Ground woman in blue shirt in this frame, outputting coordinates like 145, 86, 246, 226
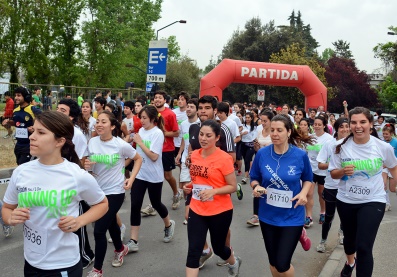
250, 114, 314, 276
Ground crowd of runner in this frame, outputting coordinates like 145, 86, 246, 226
1, 86, 397, 277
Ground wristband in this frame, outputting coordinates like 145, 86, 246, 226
252, 184, 259, 190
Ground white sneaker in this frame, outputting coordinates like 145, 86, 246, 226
172, 193, 181, 210
141, 205, 157, 216
338, 229, 344, 245
385, 203, 392, 211
316, 239, 326, 253
126, 239, 139, 253
111, 245, 128, 267
227, 256, 242, 277
163, 220, 175, 242
108, 224, 126, 243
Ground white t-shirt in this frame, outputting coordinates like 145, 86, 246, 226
256, 125, 272, 147
88, 136, 137, 194
123, 117, 135, 142
241, 125, 257, 143
87, 116, 96, 141
316, 138, 340, 189
329, 136, 397, 204
229, 113, 243, 129
222, 117, 240, 140
3, 159, 105, 270
73, 126, 88, 159
136, 126, 164, 183
180, 118, 200, 163
307, 132, 333, 176
172, 108, 187, 147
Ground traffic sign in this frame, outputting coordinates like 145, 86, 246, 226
147, 40, 168, 83
146, 82, 154, 92
257, 89, 265, 101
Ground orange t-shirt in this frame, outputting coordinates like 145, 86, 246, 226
189, 148, 234, 216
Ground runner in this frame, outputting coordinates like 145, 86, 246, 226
329, 107, 397, 277
2, 111, 108, 277
81, 100, 97, 140
184, 119, 241, 277
85, 111, 142, 277
382, 123, 397, 211
305, 116, 333, 228
240, 112, 257, 184
250, 114, 314, 276
126, 105, 176, 254
316, 117, 350, 253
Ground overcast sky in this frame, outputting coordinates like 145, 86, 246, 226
153, 0, 396, 74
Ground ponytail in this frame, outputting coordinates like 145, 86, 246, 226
61, 139, 83, 168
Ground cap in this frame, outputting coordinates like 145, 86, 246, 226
276, 106, 282, 111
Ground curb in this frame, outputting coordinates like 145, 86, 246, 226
318, 245, 345, 277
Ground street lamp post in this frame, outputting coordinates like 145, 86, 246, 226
156, 20, 187, 40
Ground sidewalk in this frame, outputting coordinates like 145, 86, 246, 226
318, 195, 397, 277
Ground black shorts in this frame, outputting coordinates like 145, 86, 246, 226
313, 173, 326, 185
162, 151, 176, 172
174, 147, 180, 158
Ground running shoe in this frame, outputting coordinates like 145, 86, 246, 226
3, 225, 14, 237
216, 258, 229, 266
338, 229, 344, 245
340, 259, 356, 277
108, 224, 126, 243
199, 248, 213, 269
316, 239, 326, 253
236, 183, 243, 200
227, 256, 242, 277
111, 244, 128, 267
304, 217, 313, 228
163, 220, 175, 243
3, 134, 10, 139
299, 228, 311, 251
385, 203, 392, 211
246, 215, 259, 226
87, 268, 102, 277
241, 177, 247, 184
183, 219, 188, 225
172, 193, 181, 210
319, 214, 325, 224
126, 239, 139, 253
141, 205, 157, 217
82, 256, 95, 270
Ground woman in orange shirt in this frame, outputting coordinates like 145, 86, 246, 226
183, 119, 241, 277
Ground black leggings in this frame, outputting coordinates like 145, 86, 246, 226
260, 221, 302, 273
321, 188, 343, 240
186, 209, 233, 268
253, 197, 259, 215
336, 200, 385, 277
93, 193, 125, 270
241, 142, 255, 173
130, 178, 168, 226
24, 260, 82, 277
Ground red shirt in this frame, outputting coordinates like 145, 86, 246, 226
159, 107, 178, 152
4, 97, 14, 118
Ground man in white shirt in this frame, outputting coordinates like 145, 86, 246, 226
172, 92, 189, 161
217, 102, 241, 145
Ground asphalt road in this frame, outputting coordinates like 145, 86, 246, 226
1, 170, 340, 277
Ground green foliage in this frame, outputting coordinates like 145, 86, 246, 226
163, 56, 200, 96
320, 48, 335, 64
332, 40, 353, 59
373, 26, 397, 73
378, 75, 397, 112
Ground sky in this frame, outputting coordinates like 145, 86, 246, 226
153, 0, 397, 74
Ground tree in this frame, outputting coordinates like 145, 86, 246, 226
377, 75, 397, 112
325, 57, 378, 112
373, 26, 397, 74
163, 55, 200, 96
332, 40, 353, 59
320, 48, 335, 64
269, 43, 327, 107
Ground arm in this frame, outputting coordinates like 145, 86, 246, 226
291, 181, 312, 208
121, 122, 129, 139
175, 139, 185, 165
133, 133, 159, 161
58, 197, 108, 232
124, 153, 143, 190
330, 164, 355, 179
318, 162, 329, 170
234, 136, 241, 143
164, 130, 179, 137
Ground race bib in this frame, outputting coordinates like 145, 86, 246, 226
346, 182, 373, 200
192, 184, 214, 201
24, 221, 47, 255
15, 128, 28, 138
266, 188, 293, 208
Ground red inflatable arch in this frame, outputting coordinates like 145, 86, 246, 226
200, 59, 327, 111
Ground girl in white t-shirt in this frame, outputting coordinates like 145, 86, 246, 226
329, 107, 397, 277
85, 111, 142, 277
126, 105, 176, 254
82, 100, 97, 140
2, 111, 108, 277
305, 116, 333, 228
